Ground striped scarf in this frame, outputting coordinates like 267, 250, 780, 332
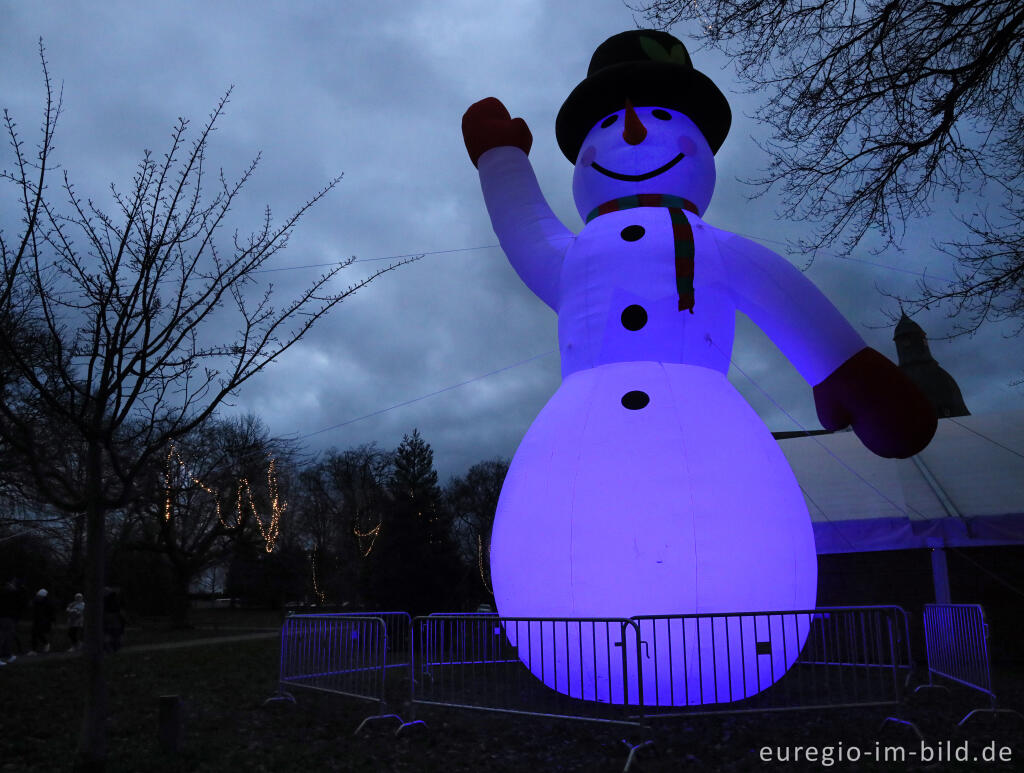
584, 194, 698, 313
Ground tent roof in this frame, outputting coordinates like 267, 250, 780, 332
776, 411, 1024, 553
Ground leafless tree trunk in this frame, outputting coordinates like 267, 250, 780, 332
0, 41, 415, 771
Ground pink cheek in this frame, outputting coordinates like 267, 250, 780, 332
579, 146, 597, 166
678, 136, 698, 157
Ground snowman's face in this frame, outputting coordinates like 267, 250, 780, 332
572, 105, 716, 219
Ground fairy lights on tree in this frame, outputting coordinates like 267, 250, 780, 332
353, 517, 382, 557
162, 445, 222, 524
162, 444, 286, 553
477, 534, 493, 595
234, 458, 286, 553
310, 548, 328, 605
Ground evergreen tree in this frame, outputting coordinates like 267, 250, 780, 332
363, 430, 463, 614
390, 428, 442, 535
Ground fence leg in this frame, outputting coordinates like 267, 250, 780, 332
394, 718, 428, 736
878, 716, 924, 742
353, 713, 428, 736
263, 689, 296, 705
621, 738, 653, 772
958, 707, 1024, 728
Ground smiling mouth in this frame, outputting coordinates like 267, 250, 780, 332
590, 153, 685, 181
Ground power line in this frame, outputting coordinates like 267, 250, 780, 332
292, 349, 557, 441
251, 245, 506, 273
259, 229, 965, 448
249, 232, 956, 284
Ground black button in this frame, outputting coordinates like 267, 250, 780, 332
621, 391, 649, 410
620, 225, 645, 241
621, 304, 647, 331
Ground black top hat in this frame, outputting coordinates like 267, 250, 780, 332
555, 30, 731, 163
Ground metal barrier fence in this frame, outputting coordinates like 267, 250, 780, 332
634, 606, 912, 719
409, 607, 912, 727
268, 612, 412, 716
919, 603, 1022, 726
922, 603, 994, 700
413, 615, 647, 726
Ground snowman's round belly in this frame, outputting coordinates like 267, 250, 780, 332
490, 361, 817, 705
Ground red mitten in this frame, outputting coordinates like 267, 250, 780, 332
462, 97, 533, 167
813, 347, 937, 458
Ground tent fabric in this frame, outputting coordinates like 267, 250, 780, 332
774, 411, 1024, 554
810, 514, 1024, 554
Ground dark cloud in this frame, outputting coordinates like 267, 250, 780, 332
2, 2, 1017, 481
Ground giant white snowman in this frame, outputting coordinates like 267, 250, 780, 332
463, 30, 935, 706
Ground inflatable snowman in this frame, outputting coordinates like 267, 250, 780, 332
463, 30, 935, 706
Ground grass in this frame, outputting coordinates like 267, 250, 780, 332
7, 608, 284, 652
2, 624, 1023, 772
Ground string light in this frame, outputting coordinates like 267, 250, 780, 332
310, 548, 327, 605
692, 0, 714, 33
162, 445, 222, 525
234, 458, 286, 553
163, 448, 175, 522
162, 445, 285, 553
353, 518, 382, 557
477, 534, 493, 595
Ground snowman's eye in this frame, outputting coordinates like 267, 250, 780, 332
600, 114, 618, 128
651, 109, 672, 121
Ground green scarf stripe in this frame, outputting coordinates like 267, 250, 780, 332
584, 195, 698, 313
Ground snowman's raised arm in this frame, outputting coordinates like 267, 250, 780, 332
477, 146, 574, 311
463, 98, 573, 310
715, 230, 865, 387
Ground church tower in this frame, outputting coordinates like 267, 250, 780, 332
893, 313, 969, 418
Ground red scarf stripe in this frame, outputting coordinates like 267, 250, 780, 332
669, 208, 695, 314
584, 195, 699, 314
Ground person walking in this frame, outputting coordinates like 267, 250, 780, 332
65, 593, 85, 652
28, 588, 55, 655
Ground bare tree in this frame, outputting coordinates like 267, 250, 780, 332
293, 444, 393, 604
0, 42, 415, 771
444, 458, 508, 598
630, 0, 1024, 335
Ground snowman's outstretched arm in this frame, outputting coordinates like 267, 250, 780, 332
464, 98, 574, 311
718, 231, 936, 458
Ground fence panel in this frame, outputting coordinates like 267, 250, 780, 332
275, 614, 394, 709
922, 603, 995, 702
412, 615, 646, 726
289, 610, 411, 667
632, 606, 911, 718
271, 607, 913, 733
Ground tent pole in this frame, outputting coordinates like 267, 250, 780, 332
931, 547, 952, 604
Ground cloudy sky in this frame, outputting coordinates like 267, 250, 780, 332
2, 1, 1020, 483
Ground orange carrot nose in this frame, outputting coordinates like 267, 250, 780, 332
622, 99, 647, 145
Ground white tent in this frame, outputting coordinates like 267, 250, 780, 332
777, 411, 1024, 601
